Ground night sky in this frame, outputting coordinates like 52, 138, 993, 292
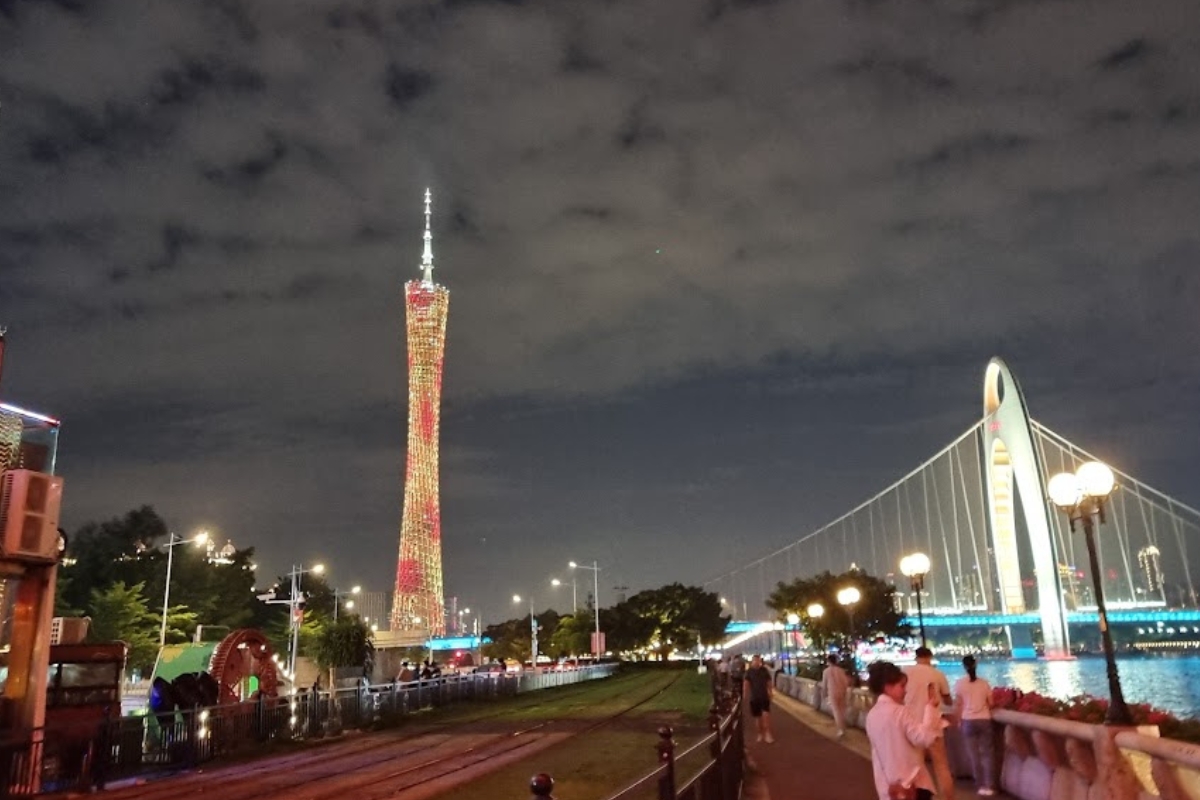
1, 1, 1197, 626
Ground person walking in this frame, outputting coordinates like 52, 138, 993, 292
903, 647, 955, 797
822, 654, 852, 738
954, 655, 997, 796
865, 661, 944, 800
743, 654, 775, 744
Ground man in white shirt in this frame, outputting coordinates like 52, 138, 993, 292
903, 647, 955, 797
821, 654, 852, 738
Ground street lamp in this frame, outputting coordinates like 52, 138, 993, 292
570, 560, 602, 657
159, 530, 209, 649
551, 577, 577, 613
1048, 460, 1133, 726
837, 586, 861, 651
899, 552, 931, 648
288, 563, 324, 685
333, 585, 361, 621
785, 612, 800, 674
513, 594, 537, 667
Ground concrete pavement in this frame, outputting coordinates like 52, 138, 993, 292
742, 692, 1010, 800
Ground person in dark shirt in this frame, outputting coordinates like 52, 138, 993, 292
743, 654, 775, 744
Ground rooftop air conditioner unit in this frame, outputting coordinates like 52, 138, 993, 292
0, 469, 64, 562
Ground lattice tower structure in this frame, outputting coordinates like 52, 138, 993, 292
391, 190, 449, 635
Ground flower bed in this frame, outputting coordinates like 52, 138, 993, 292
991, 686, 1200, 742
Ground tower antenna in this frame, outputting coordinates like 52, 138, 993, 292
421, 188, 434, 284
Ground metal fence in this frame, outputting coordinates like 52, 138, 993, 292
1, 664, 618, 797
585, 704, 743, 800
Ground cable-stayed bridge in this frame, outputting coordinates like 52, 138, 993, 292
706, 358, 1200, 658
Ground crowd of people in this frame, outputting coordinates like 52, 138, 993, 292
710, 647, 997, 799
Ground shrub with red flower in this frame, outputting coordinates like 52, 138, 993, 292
990, 685, 1200, 743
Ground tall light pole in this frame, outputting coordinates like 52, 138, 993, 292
551, 577, 577, 613
900, 552, 931, 648
837, 586, 860, 653
288, 563, 325, 684
785, 612, 800, 674
333, 585, 361, 621
807, 602, 825, 653
159, 530, 209, 649
1048, 461, 1132, 726
570, 560, 602, 657
513, 594, 537, 667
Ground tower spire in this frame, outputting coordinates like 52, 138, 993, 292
421, 188, 434, 284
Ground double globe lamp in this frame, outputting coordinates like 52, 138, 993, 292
1047, 460, 1133, 726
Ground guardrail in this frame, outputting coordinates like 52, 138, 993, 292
2, 663, 618, 796
773, 672, 1200, 800
528, 700, 744, 800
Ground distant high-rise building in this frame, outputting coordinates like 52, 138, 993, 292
391, 190, 450, 637
1138, 545, 1164, 597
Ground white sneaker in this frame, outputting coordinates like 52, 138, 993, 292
978, 789, 996, 796
836, 730, 845, 739
765, 734, 775, 744
756, 734, 763, 742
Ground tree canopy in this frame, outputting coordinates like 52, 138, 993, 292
766, 568, 907, 650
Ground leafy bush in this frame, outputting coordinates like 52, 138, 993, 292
991, 686, 1199, 743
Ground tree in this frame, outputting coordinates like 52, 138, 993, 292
619, 584, 729, 659
547, 613, 590, 657
312, 616, 374, 687
87, 582, 161, 674
59, 506, 168, 613
766, 569, 906, 650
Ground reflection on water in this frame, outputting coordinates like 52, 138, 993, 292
973, 654, 1200, 719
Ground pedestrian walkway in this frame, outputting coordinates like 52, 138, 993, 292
743, 692, 1011, 800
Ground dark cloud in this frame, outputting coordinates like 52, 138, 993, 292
0, 0, 1197, 618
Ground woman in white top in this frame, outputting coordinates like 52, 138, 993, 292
865, 661, 943, 800
953, 655, 996, 796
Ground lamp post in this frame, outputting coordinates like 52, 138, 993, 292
806, 603, 825, 656
899, 552, 931, 648
333, 585, 361, 621
570, 560, 602, 658
785, 612, 800, 675
1048, 460, 1133, 726
159, 530, 209, 649
837, 587, 860, 652
288, 563, 325, 684
513, 594, 537, 667
551, 577, 577, 613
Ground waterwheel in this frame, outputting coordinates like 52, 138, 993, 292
207, 628, 280, 703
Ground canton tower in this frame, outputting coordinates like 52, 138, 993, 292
391, 189, 450, 636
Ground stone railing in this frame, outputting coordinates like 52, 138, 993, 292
774, 674, 1200, 800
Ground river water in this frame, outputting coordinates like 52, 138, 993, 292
971, 654, 1200, 719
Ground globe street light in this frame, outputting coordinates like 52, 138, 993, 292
899, 552, 931, 648
513, 594, 537, 667
1048, 460, 1132, 726
333, 585, 361, 621
159, 530, 209, 649
837, 586, 861, 651
785, 612, 800, 674
570, 560, 602, 658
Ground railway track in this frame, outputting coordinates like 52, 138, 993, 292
91, 670, 683, 800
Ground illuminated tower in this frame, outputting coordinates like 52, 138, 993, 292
391, 190, 450, 636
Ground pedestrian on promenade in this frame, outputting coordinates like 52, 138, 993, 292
954, 655, 996, 796
743, 654, 775, 744
822, 654, 852, 738
865, 661, 943, 800
903, 647, 955, 797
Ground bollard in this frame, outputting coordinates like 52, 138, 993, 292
657, 725, 676, 800
529, 771, 555, 798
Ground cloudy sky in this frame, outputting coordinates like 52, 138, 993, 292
1, 0, 1197, 625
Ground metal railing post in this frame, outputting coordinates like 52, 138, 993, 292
656, 726, 676, 800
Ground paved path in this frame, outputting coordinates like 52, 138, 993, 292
743, 693, 1011, 800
